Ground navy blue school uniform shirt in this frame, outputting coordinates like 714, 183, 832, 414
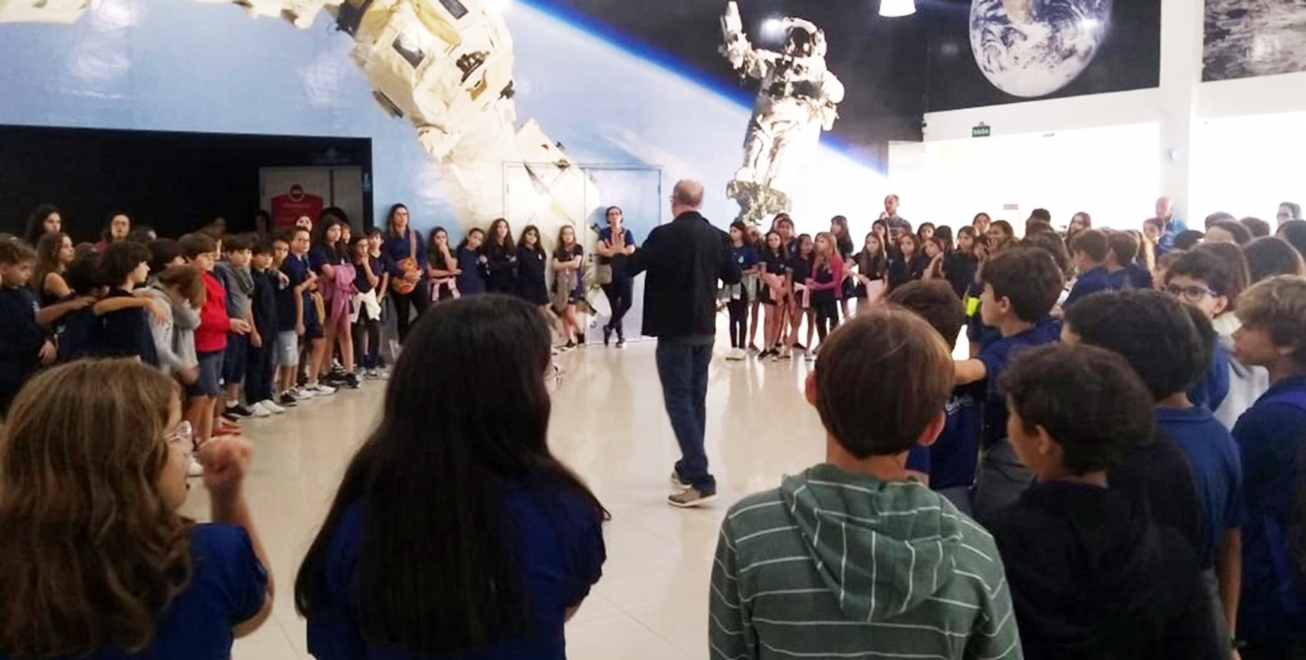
274, 262, 299, 333
456, 246, 487, 295
978, 318, 1062, 447
1064, 266, 1113, 307
598, 227, 637, 282
97, 289, 160, 367
1232, 375, 1306, 643
733, 243, 759, 272
281, 253, 317, 328
0, 524, 267, 660
307, 482, 606, 660
906, 382, 984, 490
0, 285, 45, 409
58, 305, 100, 362
250, 269, 278, 336
1190, 343, 1232, 412
1126, 262, 1153, 290
1154, 406, 1244, 568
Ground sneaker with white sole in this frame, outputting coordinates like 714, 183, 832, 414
308, 383, 336, 396
260, 399, 286, 414
188, 458, 204, 478
249, 401, 272, 418
668, 488, 718, 508
291, 386, 316, 400
726, 348, 746, 361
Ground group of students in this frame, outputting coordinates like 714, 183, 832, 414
378, 203, 640, 351
7, 196, 1306, 660
724, 195, 1013, 362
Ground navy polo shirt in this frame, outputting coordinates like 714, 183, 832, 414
906, 382, 984, 490
97, 289, 160, 367
1064, 266, 1113, 307
307, 482, 606, 660
1154, 406, 1244, 568
281, 253, 317, 327
734, 243, 759, 271
0, 524, 267, 660
978, 318, 1062, 447
1190, 343, 1232, 412
1233, 375, 1306, 642
0, 285, 45, 408
1126, 262, 1153, 290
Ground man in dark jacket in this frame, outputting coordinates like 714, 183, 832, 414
619, 180, 741, 508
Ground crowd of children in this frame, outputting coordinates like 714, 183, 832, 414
6, 196, 1306, 660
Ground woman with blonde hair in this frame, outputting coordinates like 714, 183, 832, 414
0, 359, 272, 659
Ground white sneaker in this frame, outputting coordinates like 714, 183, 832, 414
726, 348, 745, 361
261, 399, 286, 414
188, 458, 204, 478
309, 383, 336, 396
804, 349, 815, 362
249, 402, 272, 418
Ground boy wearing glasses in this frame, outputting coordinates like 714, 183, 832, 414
1167, 251, 1269, 428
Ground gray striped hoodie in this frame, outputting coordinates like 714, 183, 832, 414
710, 463, 1022, 659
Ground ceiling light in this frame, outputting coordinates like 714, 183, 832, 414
879, 0, 916, 18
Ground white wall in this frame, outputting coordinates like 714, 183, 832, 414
889, 123, 1161, 232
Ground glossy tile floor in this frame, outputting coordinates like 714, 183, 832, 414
180, 337, 830, 660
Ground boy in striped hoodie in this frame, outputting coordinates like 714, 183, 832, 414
709, 308, 1021, 660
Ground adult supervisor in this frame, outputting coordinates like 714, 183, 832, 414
618, 180, 741, 508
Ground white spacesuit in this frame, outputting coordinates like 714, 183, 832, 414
721, 1, 844, 225
0, 0, 611, 317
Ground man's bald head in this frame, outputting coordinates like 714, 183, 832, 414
673, 180, 705, 209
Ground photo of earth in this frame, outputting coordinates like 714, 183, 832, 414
969, 0, 1113, 98
1204, 0, 1306, 81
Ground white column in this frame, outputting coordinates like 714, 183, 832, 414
1156, 0, 1205, 222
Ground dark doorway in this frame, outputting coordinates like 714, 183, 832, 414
0, 125, 373, 242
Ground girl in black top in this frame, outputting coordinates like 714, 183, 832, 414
514, 225, 549, 310
922, 237, 946, 281
830, 215, 856, 320
784, 234, 815, 360
484, 218, 518, 295
808, 233, 841, 355
888, 233, 925, 289
33, 232, 74, 309
757, 231, 789, 359
427, 227, 459, 302
917, 222, 936, 244
945, 226, 981, 299
853, 232, 888, 307
935, 225, 955, 255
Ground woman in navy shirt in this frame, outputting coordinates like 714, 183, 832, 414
515, 225, 549, 311
595, 207, 638, 348
295, 294, 607, 660
381, 204, 428, 343
0, 359, 271, 660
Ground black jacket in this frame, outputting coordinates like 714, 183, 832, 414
617, 211, 740, 339
984, 482, 1223, 660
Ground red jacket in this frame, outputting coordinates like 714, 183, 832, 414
195, 271, 230, 353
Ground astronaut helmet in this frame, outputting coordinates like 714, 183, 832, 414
783, 25, 826, 58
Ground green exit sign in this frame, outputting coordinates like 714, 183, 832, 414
973, 124, 991, 138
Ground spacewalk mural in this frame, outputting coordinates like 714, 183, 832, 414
1204, 0, 1306, 81
927, 0, 1161, 112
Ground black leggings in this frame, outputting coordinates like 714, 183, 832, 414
814, 299, 839, 343
602, 278, 634, 334
353, 317, 381, 369
391, 282, 429, 343
727, 290, 749, 348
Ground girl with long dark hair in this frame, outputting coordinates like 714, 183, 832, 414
945, 226, 981, 299
455, 228, 489, 296
595, 206, 637, 348
829, 215, 856, 320
485, 218, 518, 295
853, 231, 888, 308
23, 204, 61, 246
94, 213, 131, 252
427, 227, 460, 302
785, 234, 816, 361
515, 225, 549, 317
889, 234, 923, 288
725, 221, 759, 360
758, 230, 789, 359
33, 231, 75, 307
381, 204, 428, 343
295, 295, 607, 659
310, 219, 358, 390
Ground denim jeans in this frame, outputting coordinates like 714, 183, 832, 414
655, 337, 716, 493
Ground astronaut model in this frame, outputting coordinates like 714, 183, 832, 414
721, 1, 844, 225
0, 0, 610, 318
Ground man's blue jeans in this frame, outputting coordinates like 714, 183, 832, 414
655, 338, 716, 494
